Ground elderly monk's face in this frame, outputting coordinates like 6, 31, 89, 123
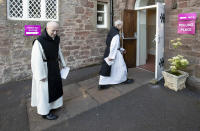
117, 24, 123, 30
46, 24, 59, 39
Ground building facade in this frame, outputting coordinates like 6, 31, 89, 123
0, 0, 110, 84
0, 0, 200, 89
114, 0, 200, 89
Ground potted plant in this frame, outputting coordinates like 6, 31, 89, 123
162, 38, 189, 91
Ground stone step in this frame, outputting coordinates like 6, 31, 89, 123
27, 68, 154, 131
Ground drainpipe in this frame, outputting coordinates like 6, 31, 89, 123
110, 0, 113, 27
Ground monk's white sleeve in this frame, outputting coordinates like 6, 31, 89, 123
31, 40, 47, 81
108, 35, 119, 59
58, 45, 67, 67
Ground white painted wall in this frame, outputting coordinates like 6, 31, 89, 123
137, 10, 147, 66
147, 9, 156, 55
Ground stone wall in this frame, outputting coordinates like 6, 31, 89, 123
0, 0, 110, 84
165, 0, 200, 87
2, 0, 199, 87
113, 0, 127, 21
59, 0, 108, 69
113, 0, 200, 87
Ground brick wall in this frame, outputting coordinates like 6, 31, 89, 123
59, 0, 108, 69
113, 0, 127, 21
2, 0, 199, 86
113, 0, 200, 86
0, 0, 110, 84
165, 0, 200, 84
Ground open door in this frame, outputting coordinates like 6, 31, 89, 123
155, 2, 165, 80
122, 9, 137, 68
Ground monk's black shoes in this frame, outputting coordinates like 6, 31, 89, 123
98, 85, 110, 90
122, 79, 134, 84
42, 113, 58, 120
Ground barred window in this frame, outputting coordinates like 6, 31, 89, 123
7, 0, 58, 21
97, 2, 108, 28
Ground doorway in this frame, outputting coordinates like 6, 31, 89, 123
135, 1, 165, 80
122, 0, 165, 81
138, 8, 156, 72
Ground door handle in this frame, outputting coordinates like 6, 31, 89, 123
154, 34, 160, 44
123, 37, 136, 40
121, 32, 124, 39
134, 32, 137, 38
122, 32, 137, 40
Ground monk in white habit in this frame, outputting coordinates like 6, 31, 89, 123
99, 20, 134, 90
31, 22, 66, 120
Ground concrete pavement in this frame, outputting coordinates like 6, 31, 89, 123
0, 65, 101, 131
48, 83, 200, 131
27, 68, 154, 131
1, 66, 200, 131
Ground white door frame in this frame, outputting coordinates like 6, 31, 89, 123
155, 2, 165, 80
134, 3, 165, 80
136, 9, 147, 66
135, 5, 157, 67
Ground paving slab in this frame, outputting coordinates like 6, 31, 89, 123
128, 67, 154, 84
27, 67, 156, 131
63, 95, 98, 118
62, 83, 82, 101
27, 94, 98, 131
87, 87, 121, 104
27, 101, 69, 131
1, 66, 158, 131
27, 83, 82, 131
48, 84, 200, 131
78, 76, 99, 91
113, 82, 141, 95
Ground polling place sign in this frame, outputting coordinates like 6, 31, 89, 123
178, 13, 197, 35
24, 25, 41, 36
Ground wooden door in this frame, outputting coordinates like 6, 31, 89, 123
122, 9, 137, 68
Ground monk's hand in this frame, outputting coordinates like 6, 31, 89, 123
108, 58, 114, 61
120, 48, 126, 54
123, 50, 126, 54
41, 78, 47, 82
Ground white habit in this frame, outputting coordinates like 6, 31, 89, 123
99, 35, 127, 85
31, 40, 66, 115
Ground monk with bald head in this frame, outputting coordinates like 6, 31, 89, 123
31, 21, 67, 120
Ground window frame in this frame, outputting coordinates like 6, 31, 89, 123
7, 0, 59, 21
96, 2, 108, 29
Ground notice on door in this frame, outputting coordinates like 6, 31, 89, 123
24, 25, 41, 36
177, 13, 197, 35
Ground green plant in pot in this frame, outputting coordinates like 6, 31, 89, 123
162, 38, 189, 91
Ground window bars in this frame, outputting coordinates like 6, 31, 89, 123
8, 0, 23, 18
7, 0, 58, 21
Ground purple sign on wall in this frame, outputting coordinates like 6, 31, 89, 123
178, 13, 197, 21
178, 20, 195, 34
178, 13, 197, 35
24, 25, 41, 36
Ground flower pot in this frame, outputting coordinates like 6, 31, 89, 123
162, 70, 189, 91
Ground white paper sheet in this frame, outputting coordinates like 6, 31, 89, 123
104, 57, 114, 66
60, 67, 70, 79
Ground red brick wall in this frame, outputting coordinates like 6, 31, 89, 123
165, 0, 200, 80
113, 0, 127, 21
0, 0, 110, 84
2, 0, 199, 85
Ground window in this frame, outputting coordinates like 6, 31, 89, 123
7, 0, 58, 21
97, 2, 108, 28
147, 0, 164, 6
